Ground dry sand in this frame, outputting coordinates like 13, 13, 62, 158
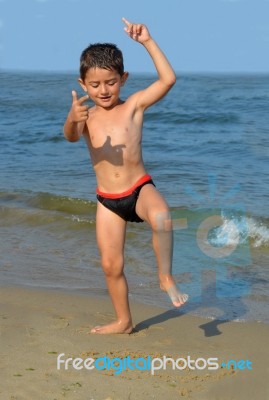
1, 286, 268, 400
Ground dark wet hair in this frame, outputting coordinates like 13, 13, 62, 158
80, 43, 124, 81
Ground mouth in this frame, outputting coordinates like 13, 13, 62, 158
99, 96, 111, 101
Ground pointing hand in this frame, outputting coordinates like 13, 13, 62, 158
122, 17, 151, 43
69, 90, 89, 123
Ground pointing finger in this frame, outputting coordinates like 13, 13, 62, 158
122, 17, 131, 27
77, 94, 89, 105
72, 90, 78, 103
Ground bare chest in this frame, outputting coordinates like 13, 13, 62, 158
89, 120, 127, 146
86, 109, 139, 149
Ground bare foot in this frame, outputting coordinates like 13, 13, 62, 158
90, 320, 133, 335
160, 275, 189, 307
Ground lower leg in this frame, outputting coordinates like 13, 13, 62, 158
152, 211, 188, 307
91, 261, 133, 334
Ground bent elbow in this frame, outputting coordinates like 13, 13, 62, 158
164, 73, 176, 90
168, 73, 177, 87
65, 135, 80, 143
63, 130, 80, 143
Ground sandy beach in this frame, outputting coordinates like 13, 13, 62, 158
1, 286, 268, 399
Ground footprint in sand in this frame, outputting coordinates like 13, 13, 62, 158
129, 329, 147, 337
153, 337, 172, 346
51, 315, 71, 329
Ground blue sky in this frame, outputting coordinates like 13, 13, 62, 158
0, 0, 269, 73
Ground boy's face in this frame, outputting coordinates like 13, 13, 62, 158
79, 68, 128, 109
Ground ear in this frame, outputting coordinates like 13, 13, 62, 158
78, 78, 87, 93
120, 72, 129, 87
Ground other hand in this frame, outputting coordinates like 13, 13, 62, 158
122, 17, 151, 44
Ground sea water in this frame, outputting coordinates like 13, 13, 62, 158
1, 71, 269, 323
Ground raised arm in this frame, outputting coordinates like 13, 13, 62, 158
122, 18, 176, 110
63, 91, 89, 142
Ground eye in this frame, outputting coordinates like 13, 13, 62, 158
108, 81, 116, 86
91, 84, 99, 88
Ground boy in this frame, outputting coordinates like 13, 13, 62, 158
63, 18, 188, 334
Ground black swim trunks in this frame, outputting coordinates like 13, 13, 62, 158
96, 174, 155, 223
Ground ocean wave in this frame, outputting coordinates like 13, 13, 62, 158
26, 192, 95, 214
245, 217, 269, 248
0, 191, 96, 228
171, 206, 269, 250
2, 191, 269, 249
0, 204, 95, 228
207, 214, 269, 250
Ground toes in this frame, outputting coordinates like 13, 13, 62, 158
182, 294, 189, 302
167, 287, 189, 307
173, 301, 183, 307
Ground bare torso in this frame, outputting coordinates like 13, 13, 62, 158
83, 96, 147, 193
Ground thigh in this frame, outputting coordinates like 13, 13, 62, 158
96, 200, 127, 258
135, 184, 170, 227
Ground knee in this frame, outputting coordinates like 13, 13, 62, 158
150, 207, 172, 232
101, 256, 124, 278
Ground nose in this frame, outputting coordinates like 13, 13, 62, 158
100, 84, 109, 95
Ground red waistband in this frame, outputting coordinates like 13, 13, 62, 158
96, 174, 152, 199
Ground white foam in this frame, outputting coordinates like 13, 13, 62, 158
246, 217, 269, 248
210, 214, 269, 249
